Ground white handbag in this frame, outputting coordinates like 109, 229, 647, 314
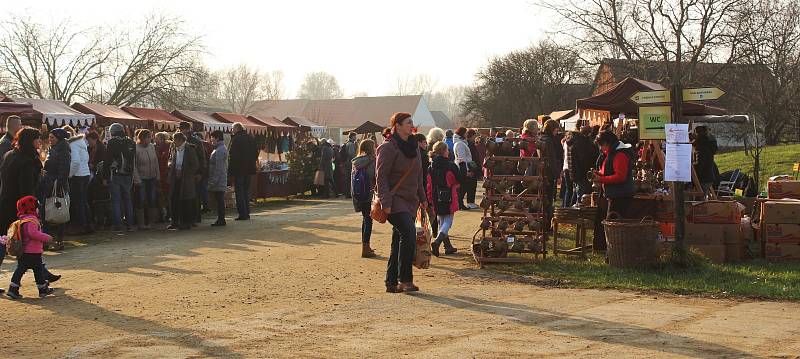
44, 180, 70, 224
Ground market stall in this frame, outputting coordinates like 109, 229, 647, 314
12, 98, 95, 128
121, 106, 183, 131
172, 110, 233, 133
283, 116, 324, 138
72, 102, 145, 129
211, 112, 269, 136
573, 76, 737, 258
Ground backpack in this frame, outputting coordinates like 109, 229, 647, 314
352, 167, 370, 202
5, 218, 37, 257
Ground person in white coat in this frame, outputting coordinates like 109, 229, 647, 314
64, 126, 93, 234
453, 127, 475, 210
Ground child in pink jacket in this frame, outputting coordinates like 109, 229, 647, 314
7, 195, 55, 299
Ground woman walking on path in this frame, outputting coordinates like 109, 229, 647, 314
427, 141, 460, 257
133, 129, 160, 230
207, 130, 229, 227
376, 112, 427, 293
39, 128, 71, 250
351, 139, 377, 258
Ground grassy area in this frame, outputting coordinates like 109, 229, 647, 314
715, 144, 800, 190
493, 253, 800, 301
487, 227, 800, 301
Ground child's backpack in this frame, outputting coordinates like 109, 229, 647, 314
5, 218, 37, 257
352, 167, 370, 202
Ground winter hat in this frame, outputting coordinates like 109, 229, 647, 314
109, 123, 125, 136
327, 139, 335, 145
50, 128, 69, 140
16, 195, 38, 218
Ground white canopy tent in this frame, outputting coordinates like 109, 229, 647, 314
14, 98, 95, 127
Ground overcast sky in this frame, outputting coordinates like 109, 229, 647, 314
9, 0, 550, 98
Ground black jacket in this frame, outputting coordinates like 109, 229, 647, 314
428, 155, 461, 216
693, 134, 718, 183
567, 133, 599, 179
103, 136, 136, 179
0, 148, 42, 231
41, 139, 71, 195
319, 143, 334, 173
187, 134, 208, 177
537, 133, 564, 180
228, 131, 258, 177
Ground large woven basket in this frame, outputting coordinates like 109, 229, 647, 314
602, 215, 659, 268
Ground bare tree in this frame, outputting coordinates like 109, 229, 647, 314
427, 85, 468, 120
263, 70, 285, 101
218, 64, 264, 114
539, 0, 746, 79
731, 0, 800, 144
297, 71, 343, 100
393, 73, 438, 96
0, 14, 204, 108
99, 14, 204, 106
461, 40, 592, 127
0, 17, 112, 103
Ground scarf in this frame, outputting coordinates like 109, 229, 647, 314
16, 195, 39, 218
392, 132, 418, 159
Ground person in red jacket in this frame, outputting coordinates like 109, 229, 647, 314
6, 196, 56, 299
592, 131, 635, 218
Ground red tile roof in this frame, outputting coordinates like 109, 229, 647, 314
72, 103, 144, 128
122, 106, 182, 131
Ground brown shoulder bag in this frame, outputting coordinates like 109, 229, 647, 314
371, 160, 416, 224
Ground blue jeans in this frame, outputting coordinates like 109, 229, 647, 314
69, 176, 90, 227
437, 214, 454, 236
110, 175, 134, 227
234, 175, 252, 219
386, 212, 416, 286
137, 178, 158, 208
361, 209, 373, 244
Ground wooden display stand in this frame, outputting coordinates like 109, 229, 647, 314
473, 149, 551, 267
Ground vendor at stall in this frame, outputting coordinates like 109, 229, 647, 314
592, 131, 635, 218
691, 125, 719, 200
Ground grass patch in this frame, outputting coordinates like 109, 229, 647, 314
487, 225, 800, 301
715, 144, 800, 189
493, 253, 800, 301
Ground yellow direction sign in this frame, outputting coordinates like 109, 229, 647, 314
793, 163, 800, 172
630, 90, 671, 104
682, 87, 725, 101
639, 106, 671, 140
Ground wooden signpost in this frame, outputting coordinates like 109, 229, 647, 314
631, 86, 726, 255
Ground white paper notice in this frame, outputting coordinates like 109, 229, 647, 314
665, 143, 692, 182
665, 124, 690, 143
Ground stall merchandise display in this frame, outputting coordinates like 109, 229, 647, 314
758, 199, 800, 261
472, 137, 550, 267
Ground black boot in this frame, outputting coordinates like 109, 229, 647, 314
7, 283, 22, 299
38, 281, 54, 298
443, 234, 458, 255
431, 233, 444, 257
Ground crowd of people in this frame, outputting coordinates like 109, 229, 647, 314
349, 113, 719, 293
0, 116, 260, 299
0, 109, 720, 298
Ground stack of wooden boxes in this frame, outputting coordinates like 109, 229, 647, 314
761, 180, 800, 260
684, 200, 746, 263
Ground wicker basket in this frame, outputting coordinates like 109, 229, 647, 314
602, 215, 659, 268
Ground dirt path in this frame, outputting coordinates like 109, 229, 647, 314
1, 198, 798, 358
